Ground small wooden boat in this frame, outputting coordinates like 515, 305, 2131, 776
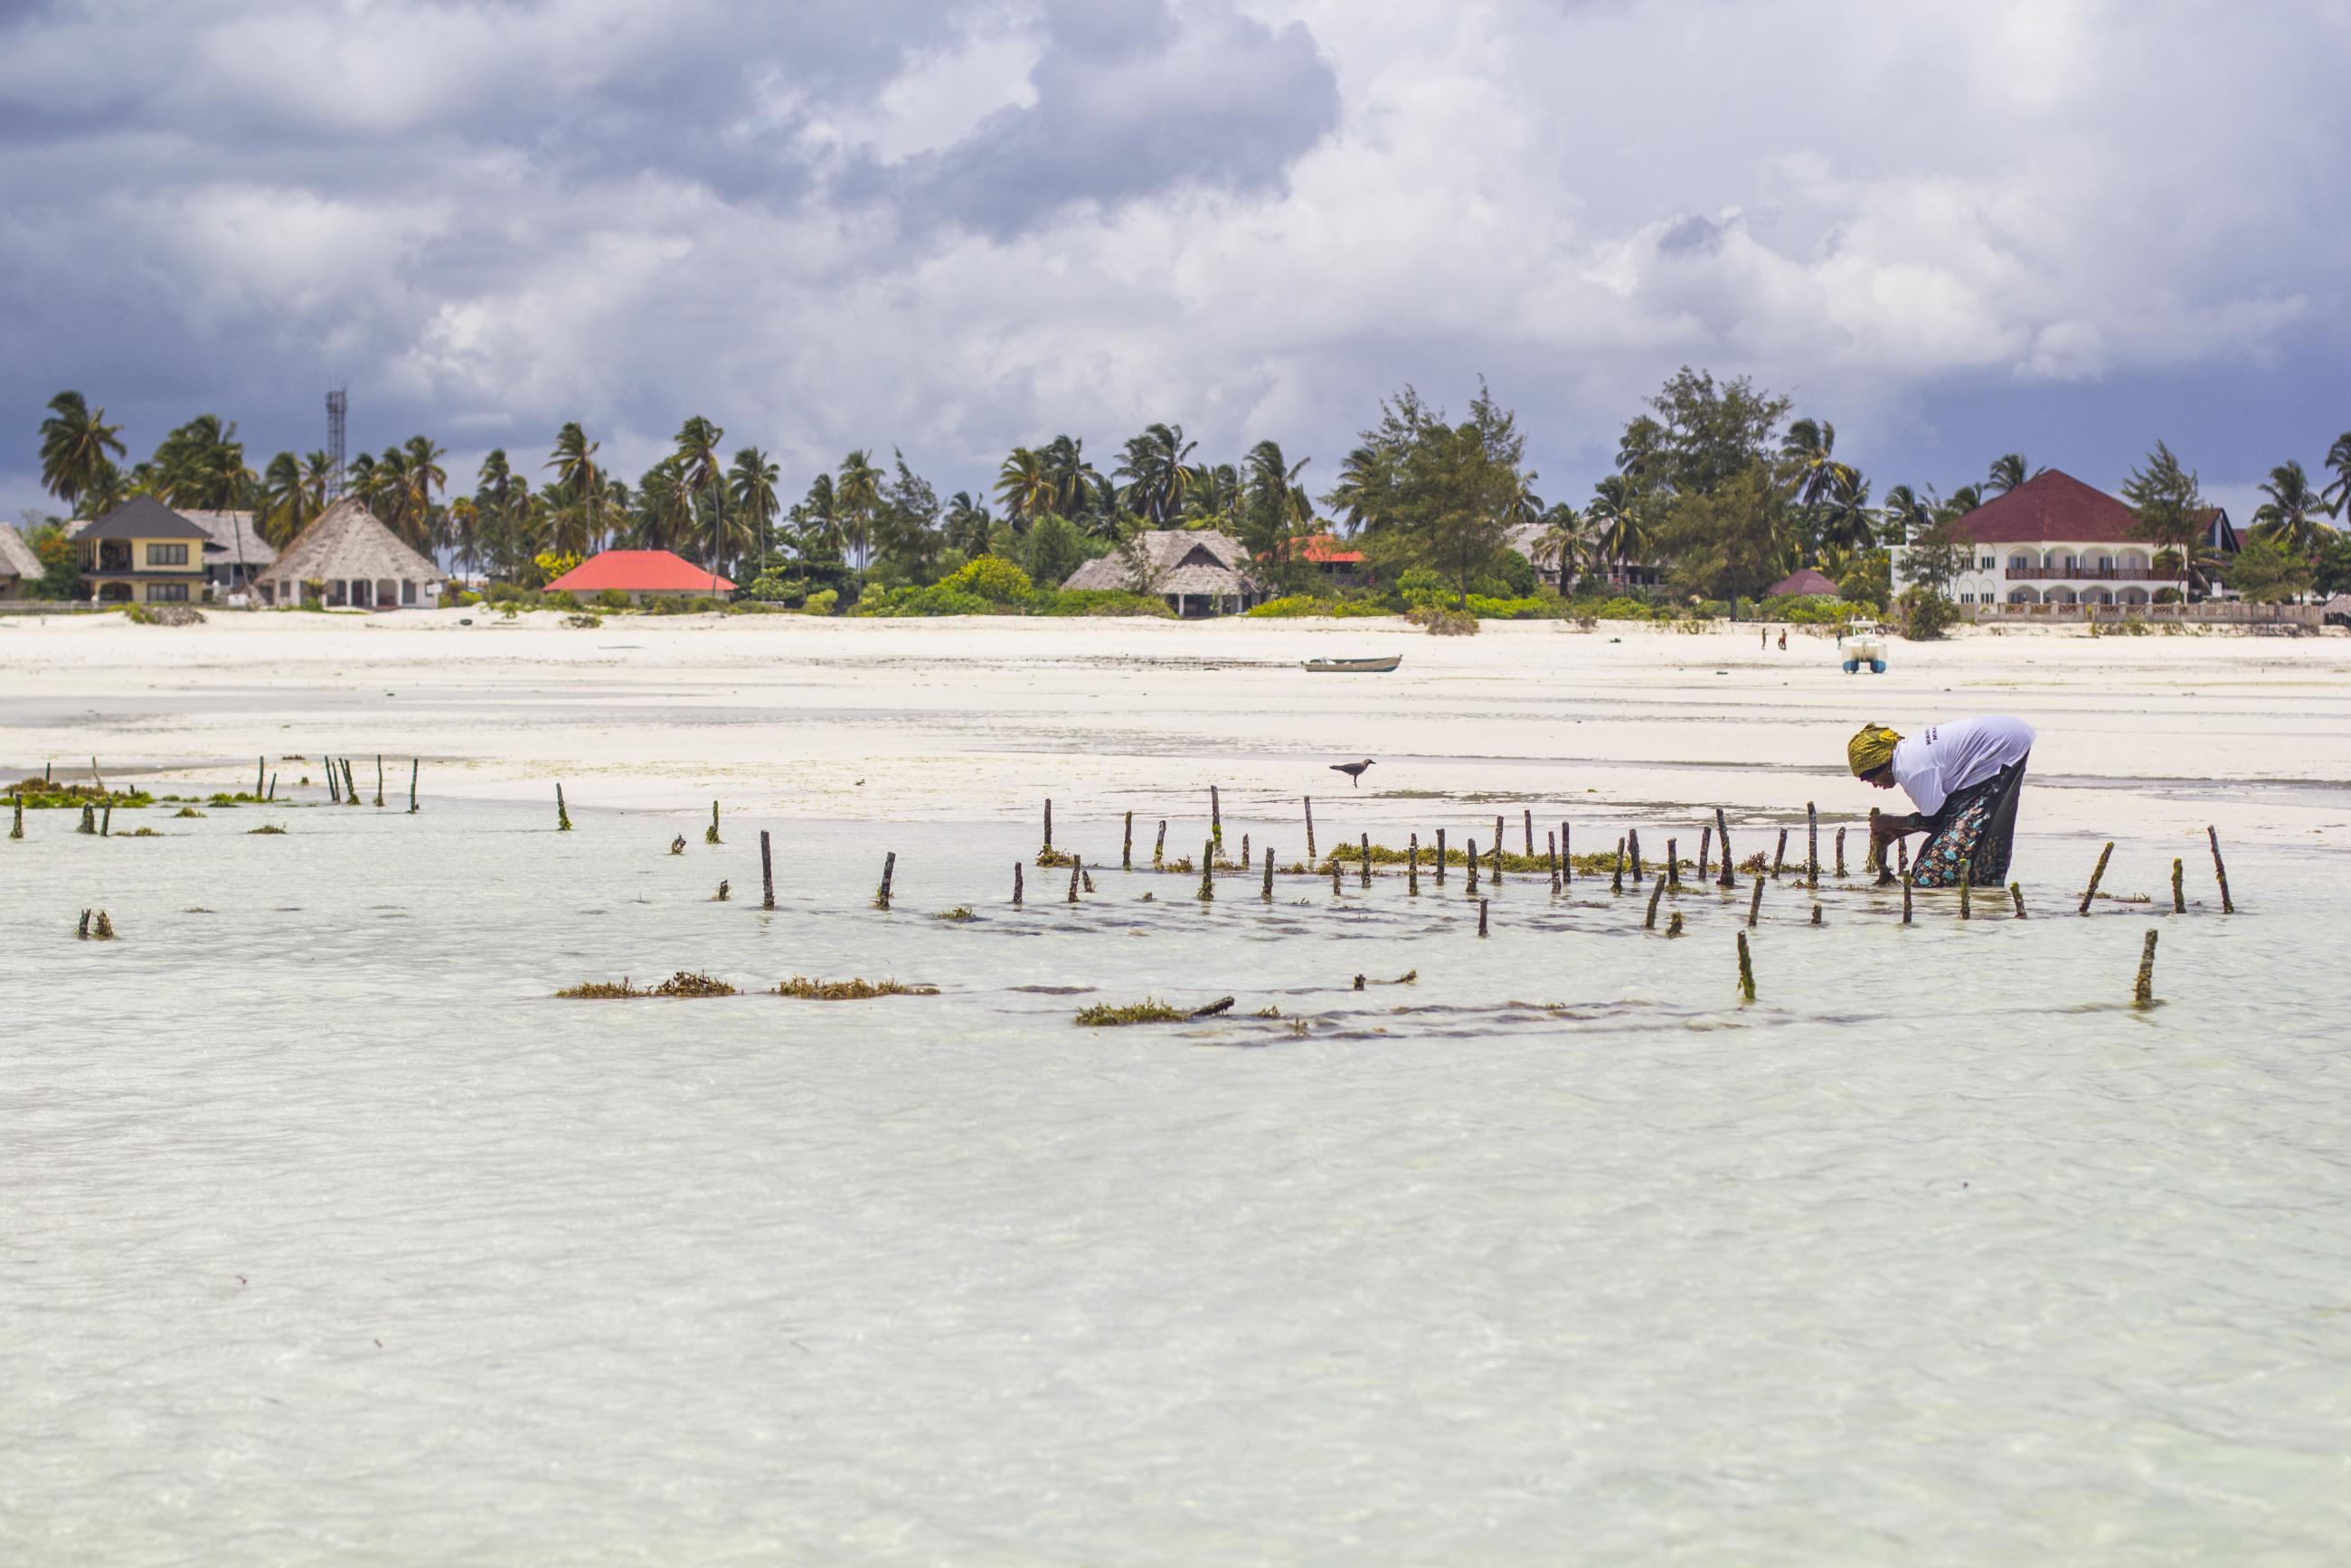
1301, 655, 1402, 674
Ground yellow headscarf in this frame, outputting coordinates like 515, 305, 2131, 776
1847, 723, 1901, 777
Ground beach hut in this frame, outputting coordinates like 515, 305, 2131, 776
1765, 567, 1842, 599
0, 524, 40, 600
252, 499, 443, 609
544, 549, 734, 605
1062, 529, 1262, 617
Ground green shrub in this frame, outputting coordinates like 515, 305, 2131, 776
1395, 567, 1449, 609
688, 596, 722, 613
1896, 586, 1959, 640
596, 587, 629, 610
544, 590, 580, 610
1030, 590, 1174, 618
804, 590, 838, 616
1464, 594, 1552, 619
2153, 587, 2181, 604
939, 556, 1034, 604
1592, 596, 1662, 621
1765, 594, 1865, 627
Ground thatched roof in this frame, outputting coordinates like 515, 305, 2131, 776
180, 510, 277, 571
255, 499, 439, 590
1063, 529, 1255, 594
0, 524, 40, 581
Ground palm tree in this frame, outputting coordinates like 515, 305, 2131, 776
1244, 439, 1314, 527
346, 451, 382, 513
80, 459, 129, 519
1878, 484, 1932, 547
373, 447, 413, 538
834, 449, 882, 583
545, 423, 601, 556
1986, 453, 2043, 495
791, 473, 842, 565
1818, 468, 1875, 553
445, 497, 480, 582
2321, 432, 2351, 524
301, 451, 335, 516
994, 447, 1050, 529
1585, 475, 1652, 583
1040, 435, 1101, 519
39, 392, 127, 511
942, 491, 994, 558
727, 447, 781, 578
1115, 422, 1198, 525
1322, 445, 1385, 534
401, 435, 447, 553
1781, 417, 1855, 562
672, 416, 727, 586
1529, 503, 1591, 589
2252, 459, 2329, 556
632, 459, 691, 555
260, 450, 315, 547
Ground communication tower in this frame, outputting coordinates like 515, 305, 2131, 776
326, 388, 348, 498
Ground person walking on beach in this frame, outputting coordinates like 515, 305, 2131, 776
1850, 716, 2035, 887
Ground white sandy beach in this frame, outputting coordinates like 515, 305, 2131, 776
6, 609, 2348, 847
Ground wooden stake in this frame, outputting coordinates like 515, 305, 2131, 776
1467, 838, 1481, 894
1810, 903, 1822, 926
1644, 875, 1665, 930
715, 879, 730, 902
1154, 819, 1166, 869
1075, 855, 1087, 904
1748, 872, 1763, 928
705, 800, 721, 845
1835, 826, 1846, 879
1547, 831, 1559, 883
1666, 911, 1684, 938
1735, 930, 1756, 1001
268, 772, 276, 801
1435, 827, 1447, 883
2011, 883, 2025, 919
874, 851, 895, 910
344, 759, 359, 806
1896, 837, 1908, 881
1627, 827, 1641, 884
1478, 898, 1489, 937
1359, 833, 1372, 887
1772, 827, 1788, 876
78, 803, 94, 835
256, 755, 266, 797
374, 754, 383, 808
2206, 827, 2233, 913
1043, 797, 1053, 852
1262, 846, 1275, 902
327, 760, 340, 803
1902, 865, 1913, 925
1331, 861, 1342, 895
1015, 863, 1024, 905
1959, 864, 1972, 920
408, 758, 419, 814
1493, 816, 1504, 884
1666, 837, 1680, 891
1697, 823, 1712, 881
1715, 807, 1733, 889
1610, 838, 1624, 895
9, 795, 19, 839
1561, 821, 1572, 886
1523, 808, 1534, 857
1211, 786, 1222, 849
760, 830, 775, 909
2171, 858, 2185, 914
1408, 834, 1421, 896
556, 784, 572, 831
2134, 929, 2159, 1006
101, 801, 111, 836
78, 908, 90, 940
2078, 841, 2113, 915
1868, 808, 1886, 880
1122, 810, 1132, 869
1241, 833, 1249, 867
1806, 802, 1818, 889
1304, 796, 1316, 863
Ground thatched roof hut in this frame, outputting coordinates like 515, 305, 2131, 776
0, 524, 42, 597
1063, 529, 1261, 616
253, 499, 443, 609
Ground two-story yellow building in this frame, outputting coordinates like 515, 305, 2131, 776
79, 497, 215, 604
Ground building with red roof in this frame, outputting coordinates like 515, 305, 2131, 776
1275, 532, 1372, 589
546, 549, 735, 604
1765, 567, 1841, 598
1906, 468, 2237, 611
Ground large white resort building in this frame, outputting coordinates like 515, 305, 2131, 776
1907, 468, 2237, 615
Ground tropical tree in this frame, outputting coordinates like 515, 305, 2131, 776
672, 416, 727, 584
2323, 431, 2351, 524
1039, 434, 1102, 520
1584, 474, 1652, 582
995, 447, 1052, 529
259, 450, 316, 546
728, 447, 781, 578
834, 449, 883, 583
1818, 468, 1875, 553
2121, 440, 2211, 598
1877, 484, 1932, 547
400, 435, 447, 553
1115, 422, 1199, 525
942, 491, 994, 558
1322, 445, 1387, 534
1528, 503, 1591, 588
39, 392, 126, 511
1986, 453, 2044, 494
2252, 459, 2329, 556
545, 423, 602, 557
1781, 418, 1853, 510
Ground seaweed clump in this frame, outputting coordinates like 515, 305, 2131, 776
558, 969, 740, 999
776, 976, 939, 1000
1075, 995, 1234, 1025
248, 824, 288, 836
933, 906, 977, 921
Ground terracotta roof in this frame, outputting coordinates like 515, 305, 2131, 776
0, 524, 41, 580
1766, 567, 1841, 597
1954, 469, 2140, 546
254, 499, 440, 591
75, 496, 214, 543
547, 549, 734, 594
1281, 533, 1364, 564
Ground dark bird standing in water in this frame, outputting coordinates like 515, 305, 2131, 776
1330, 759, 1374, 788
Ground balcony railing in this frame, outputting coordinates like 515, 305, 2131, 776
2004, 566, 2167, 582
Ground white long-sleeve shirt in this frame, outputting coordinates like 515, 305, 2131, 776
1892, 717, 2035, 817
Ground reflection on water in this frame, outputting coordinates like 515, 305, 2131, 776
7, 798, 2347, 1562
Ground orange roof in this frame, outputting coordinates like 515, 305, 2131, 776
1283, 533, 1364, 563
547, 550, 735, 593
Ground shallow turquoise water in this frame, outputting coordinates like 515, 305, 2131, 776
5, 794, 2346, 1563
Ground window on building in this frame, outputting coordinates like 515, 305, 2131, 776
146, 543, 189, 566
148, 581, 189, 602
1979, 556, 1994, 570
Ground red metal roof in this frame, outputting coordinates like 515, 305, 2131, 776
546, 550, 735, 593
1766, 567, 1841, 597
1955, 469, 2139, 546
1283, 533, 1364, 563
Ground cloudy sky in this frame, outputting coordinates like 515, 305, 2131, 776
4, 0, 2346, 527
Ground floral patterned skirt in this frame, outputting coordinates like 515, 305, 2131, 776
1912, 760, 2028, 890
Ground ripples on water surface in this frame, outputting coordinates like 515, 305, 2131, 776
5, 798, 2347, 1563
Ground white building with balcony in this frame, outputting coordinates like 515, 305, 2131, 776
1903, 468, 2236, 614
